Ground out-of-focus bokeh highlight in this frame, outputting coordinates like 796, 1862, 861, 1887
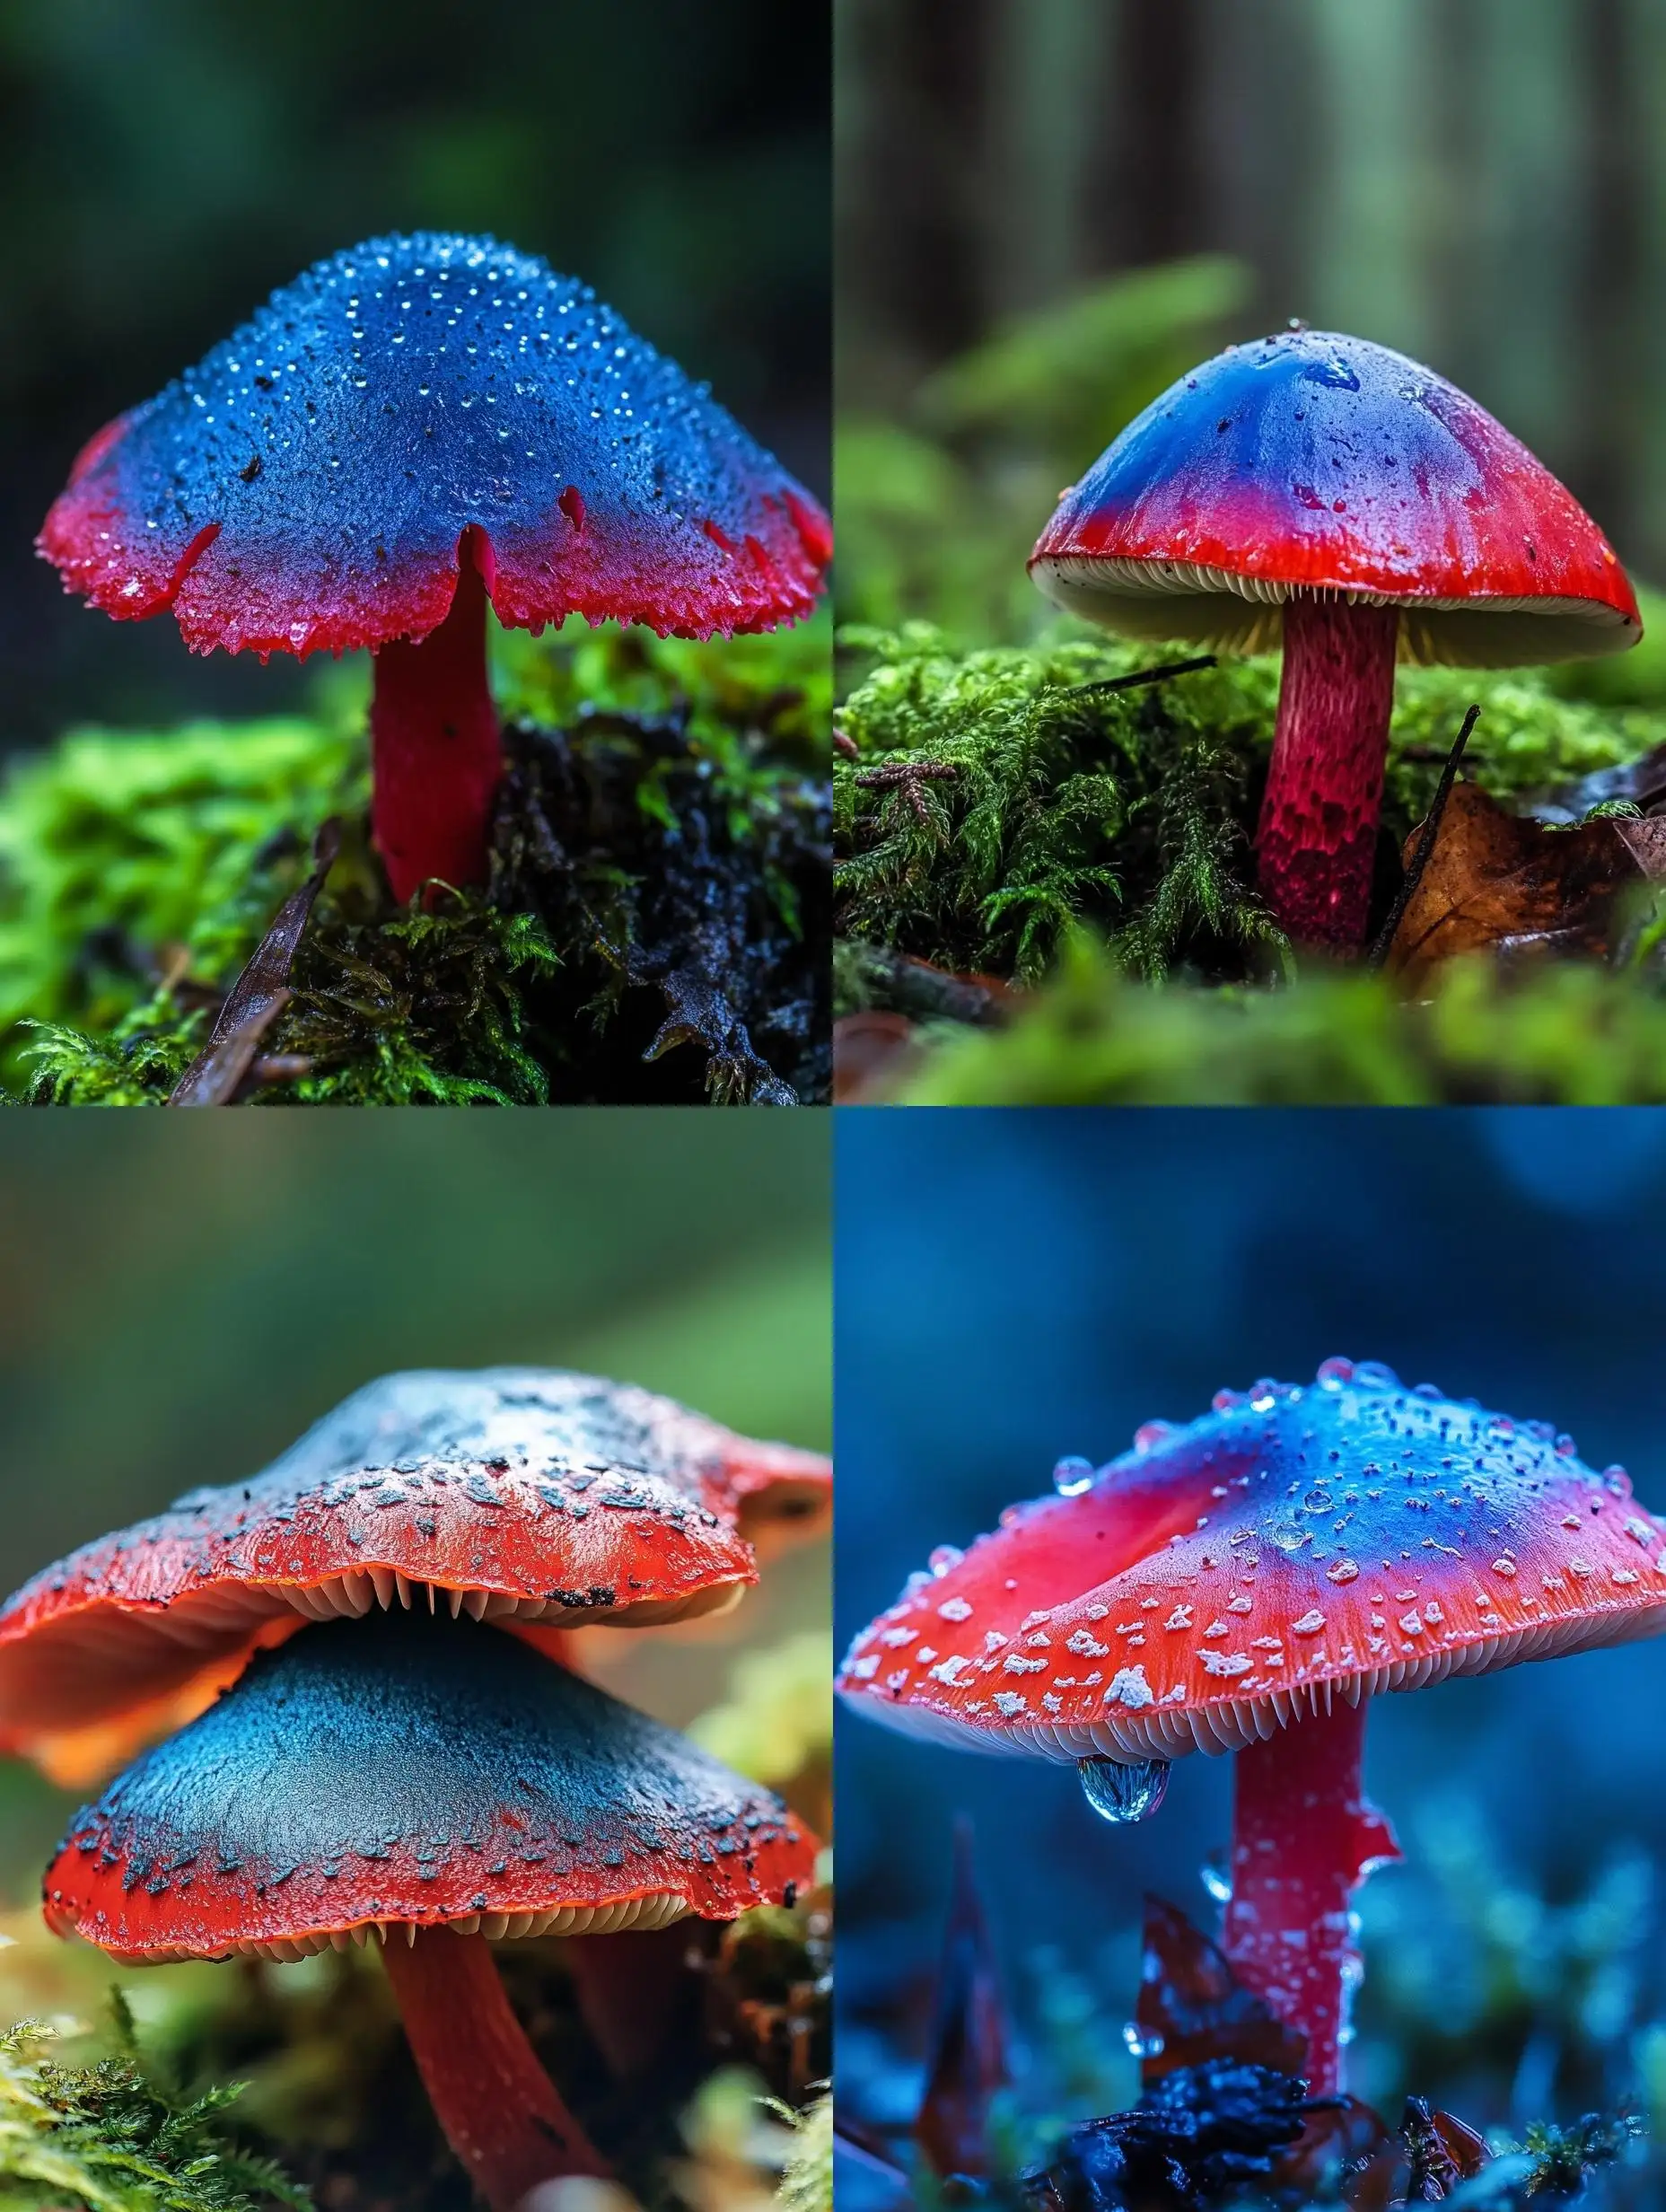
835, 1107, 1666, 2161
0, 0, 830, 753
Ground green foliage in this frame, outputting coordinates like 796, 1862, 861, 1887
835, 261, 1250, 639
835, 626, 1660, 992
915, 257, 1253, 458
882, 933, 1666, 1106
1, 614, 830, 1105
773, 2096, 831, 2212
0, 716, 364, 1089
0, 1999, 309, 2212
688, 1630, 831, 1795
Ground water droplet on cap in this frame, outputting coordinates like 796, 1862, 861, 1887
927, 1545, 963, 1576
1053, 1456, 1096, 1497
1353, 1361, 1401, 1391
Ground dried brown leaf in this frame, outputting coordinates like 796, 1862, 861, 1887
1386, 783, 1666, 988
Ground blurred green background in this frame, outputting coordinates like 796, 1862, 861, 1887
0, 1110, 830, 1900
837, 0, 1666, 650
0, 0, 830, 751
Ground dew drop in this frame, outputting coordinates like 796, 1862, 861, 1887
927, 1545, 964, 1576
1053, 1455, 1096, 1497
1133, 1420, 1178, 1453
1122, 2022, 1166, 2059
1353, 1361, 1401, 1391
1078, 1755, 1171, 1825
1316, 1356, 1354, 1390
1200, 1853, 1232, 1905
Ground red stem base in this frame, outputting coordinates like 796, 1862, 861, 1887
370, 532, 503, 904
1254, 595, 1400, 952
1222, 1698, 1399, 2097
382, 1928, 610, 2208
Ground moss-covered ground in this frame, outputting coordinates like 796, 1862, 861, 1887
833, 622, 1666, 1105
1, 613, 830, 1106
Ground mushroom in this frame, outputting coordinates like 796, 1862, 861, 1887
38, 232, 831, 904
1028, 329, 1640, 950
0, 1365, 830, 1783
43, 1608, 819, 2209
837, 1356, 1666, 2094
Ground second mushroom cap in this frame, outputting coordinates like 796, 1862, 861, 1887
0, 1365, 831, 1778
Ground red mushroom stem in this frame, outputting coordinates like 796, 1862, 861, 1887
1253, 594, 1401, 952
1221, 1698, 1399, 2097
369, 527, 503, 905
381, 1927, 611, 2205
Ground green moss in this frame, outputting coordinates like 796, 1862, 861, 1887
774, 2095, 831, 2212
835, 623, 1666, 994
879, 933, 1666, 1106
0, 2000, 309, 2212
2, 612, 830, 1105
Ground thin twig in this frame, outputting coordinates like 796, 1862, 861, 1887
169, 818, 340, 1105
1066, 654, 1217, 696
1369, 704, 1482, 968
855, 758, 959, 826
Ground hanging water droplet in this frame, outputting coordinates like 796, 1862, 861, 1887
1200, 1853, 1232, 1905
1053, 1455, 1096, 1497
1122, 2022, 1166, 2059
1078, 1755, 1171, 1825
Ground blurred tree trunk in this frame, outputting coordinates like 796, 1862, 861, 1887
1083, 0, 1206, 270
837, 0, 996, 382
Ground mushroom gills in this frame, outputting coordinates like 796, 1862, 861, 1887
272, 1569, 740, 1627
232, 1892, 693, 1962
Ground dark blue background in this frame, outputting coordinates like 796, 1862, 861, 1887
834, 1108, 1666, 2131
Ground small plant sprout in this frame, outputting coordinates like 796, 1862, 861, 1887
837, 1357, 1666, 2095
1029, 329, 1640, 951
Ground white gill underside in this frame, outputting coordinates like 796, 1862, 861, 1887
867, 1603, 1666, 1766
133, 1892, 696, 1965
1031, 554, 1635, 664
